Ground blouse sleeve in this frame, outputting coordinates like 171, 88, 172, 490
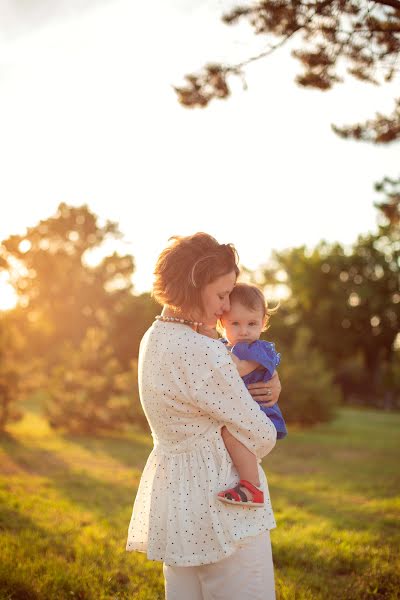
192, 360, 277, 460
231, 340, 281, 379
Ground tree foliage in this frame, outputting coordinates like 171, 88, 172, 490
0, 203, 155, 431
0, 203, 135, 364
274, 326, 340, 424
108, 292, 159, 371
0, 194, 397, 432
333, 97, 400, 143
275, 235, 397, 363
260, 182, 400, 407
45, 327, 146, 433
0, 315, 24, 430
374, 175, 400, 226
175, 0, 400, 142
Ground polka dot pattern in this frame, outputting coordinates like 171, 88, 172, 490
126, 321, 277, 566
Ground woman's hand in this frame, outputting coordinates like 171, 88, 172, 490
247, 370, 281, 408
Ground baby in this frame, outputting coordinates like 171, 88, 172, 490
217, 282, 287, 508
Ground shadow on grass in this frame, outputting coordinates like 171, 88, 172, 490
270, 476, 400, 537
0, 500, 50, 537
0, 499, 80, 576
273, 543, 400, 600
0, 436, 138, 521
266, 441, 400, 501
62, 428, 153, 471
0, 573, 40, 600
0, 436, 70, 474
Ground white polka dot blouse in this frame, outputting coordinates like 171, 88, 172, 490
126, 320, 277, 567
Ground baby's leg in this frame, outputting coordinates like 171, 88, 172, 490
221, 426, 260, 490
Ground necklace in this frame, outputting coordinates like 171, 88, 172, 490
155, 315, 204, 327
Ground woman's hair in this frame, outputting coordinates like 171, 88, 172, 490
225, 282, 280, 332
152, 232, 240, 314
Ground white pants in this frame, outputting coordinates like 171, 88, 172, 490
163, 531, 275, 600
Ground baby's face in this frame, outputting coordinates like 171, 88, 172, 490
220, 302, 265, 346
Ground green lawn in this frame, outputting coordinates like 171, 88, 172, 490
0, 405, 399, 599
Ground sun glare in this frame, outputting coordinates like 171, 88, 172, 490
0, 273, 17, 311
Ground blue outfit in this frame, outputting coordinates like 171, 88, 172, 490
221, 339, 287, 440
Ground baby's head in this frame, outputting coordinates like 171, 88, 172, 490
219, 283, 279, 346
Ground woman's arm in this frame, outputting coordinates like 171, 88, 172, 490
192, 361, 277, 460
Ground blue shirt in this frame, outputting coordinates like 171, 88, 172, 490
221, 339, 287, 440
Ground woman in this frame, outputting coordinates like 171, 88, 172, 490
126, 233, 282, 599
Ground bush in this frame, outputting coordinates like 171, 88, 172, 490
0, 316, 23, 430
44, 327, 147, 433
276, 326, 340, 425
335, 353, 400, 410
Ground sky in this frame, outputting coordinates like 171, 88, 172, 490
0, 0, 399, 308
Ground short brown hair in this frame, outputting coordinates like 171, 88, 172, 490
226, 282, 280, 331
152, 232, 239, 314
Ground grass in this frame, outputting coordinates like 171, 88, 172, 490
0, 403, 399, 599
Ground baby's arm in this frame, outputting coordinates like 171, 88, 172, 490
230, 353, 261, 377
197, 326, 262, 377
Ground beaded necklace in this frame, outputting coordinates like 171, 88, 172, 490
155, 315, 204, 327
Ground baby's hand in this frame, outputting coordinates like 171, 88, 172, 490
231, 354, 241, 367
231, 353, 260, 377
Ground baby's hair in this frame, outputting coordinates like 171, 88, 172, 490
225, 282, 280, 332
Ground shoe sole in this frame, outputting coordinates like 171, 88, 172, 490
217, 496, 264, 508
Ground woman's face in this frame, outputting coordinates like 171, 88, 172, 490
198, 271, 237, 327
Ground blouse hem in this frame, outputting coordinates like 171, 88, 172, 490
126, 524, 277, 567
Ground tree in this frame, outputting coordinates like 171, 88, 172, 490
275, 326, 340, 424
374, 175, 400, 227
261, 227, 399, 405
0, 203, 135, 365
44, 327, 146, 433
175, 0, 400, 141
0, 314, 24, 430
0, 203, 163, 431
108, 292, 160, 370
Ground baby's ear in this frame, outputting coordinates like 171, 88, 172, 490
262, 315, 270, 332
